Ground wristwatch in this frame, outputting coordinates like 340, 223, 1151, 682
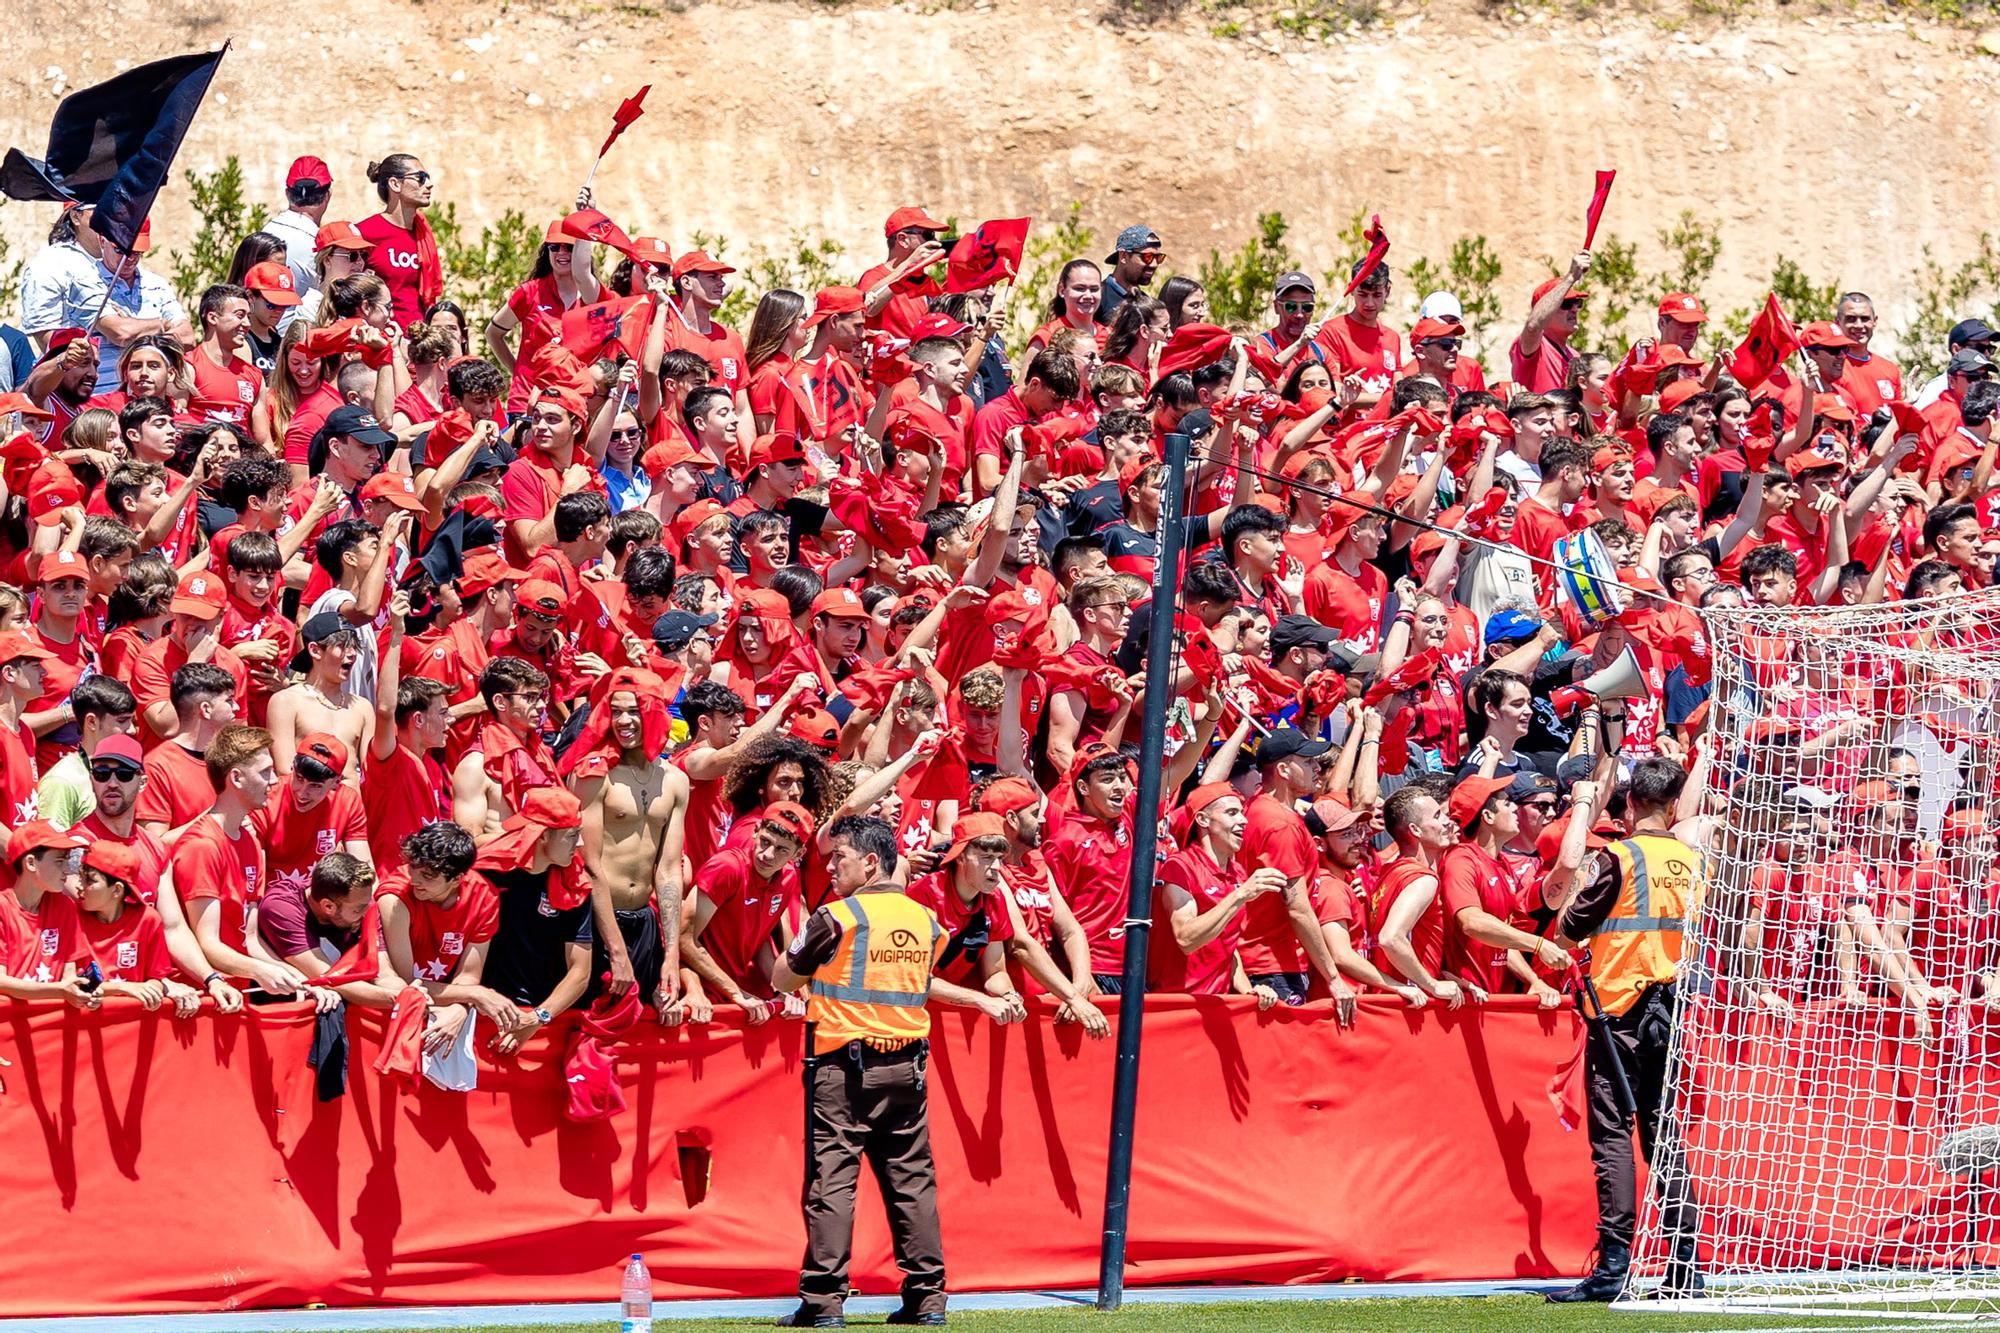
532, 1007, 553, 1025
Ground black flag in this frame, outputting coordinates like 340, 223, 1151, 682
0, 46, 227, 252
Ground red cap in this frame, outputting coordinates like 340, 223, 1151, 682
1652, 344, 1703, 369
1410, 315, 1465, 342
1812, 393, 1857, 424
169, 570, 226, 620
1847, 779, 1898, 814
529, 383, 589, 424
7, 819, 85, 865
1785, 448, 1845, 478
1309, 797, 1368, 834
810, 587, 868, 620
1591, 444, 1633, 474
81, 839, 142, 889
295, 732, 351, 776
94, 735, 144, 768
1800, 321, 1858, 351
314, 221, 374, 252
630, 236, 672, 263
31, 548, 87, 585
286, 156, 333, 188
640, 435, 706, 479
787, 707, 841, 750
516, 579, 567, 617
749, 431, 808, 471
1658, 293, 1707, 324
44, 327, 94, 354
803, 286, 865, 329
1532, 276, 1588, 305
1943, 808, 1990, 843
671, 249, 735, 279
941, 812, 1008, 863
736, 588, 794, 628
885, 206, 947, 237
359, 471, 423, 511
125, 220, 154, 255
977, 777, 1040, 818
762, 800, 816, 844
984, 586, 1047, 627
504, 786, 585, 834
242, 260, 301, 306
25, 460, 82, 525
0, 392, 53, 421
1448, 774, 1516, 832
458, 549, 531, 599
542, 219, 572, 245
0, 630, 55, 666
1658, 379, 1704, 413
909, 312, 972, 341
669, 498, 730, 549
1182, 781, 1241, 819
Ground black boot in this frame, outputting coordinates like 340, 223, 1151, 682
1547, 1239, 1631, 1303
776, 1307, 845, 1328
1656, 1241, 1704, 1299
885, 1308, 946, 1326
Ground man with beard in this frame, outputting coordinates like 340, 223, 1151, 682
1150, 783, 1289, 1002
573, 668, 692, 1020
975, 777, 1099, 1010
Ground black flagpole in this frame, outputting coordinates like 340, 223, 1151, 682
1095, 427, 1190, 1311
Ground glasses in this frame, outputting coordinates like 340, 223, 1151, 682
1087, 601, 1131, 613
610, 427, 644, 440
1281, 301, 1315, 314
89, 765, 141, 783
1136, 250, 1167, 264
1560, 299, 1584, 311
395, 171, 432, 185
331, 248, 368, 263
1522, 799, 1559, 814
1423, 338, 1462, 353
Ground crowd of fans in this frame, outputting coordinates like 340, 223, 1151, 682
0, 148, 1992, 1063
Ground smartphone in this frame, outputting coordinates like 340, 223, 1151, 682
78, 961, 103, 994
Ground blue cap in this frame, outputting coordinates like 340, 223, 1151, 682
1483, 608, 1543, 646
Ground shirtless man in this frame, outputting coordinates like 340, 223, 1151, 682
575, 673, 691, 1021
266, 610, 374, 778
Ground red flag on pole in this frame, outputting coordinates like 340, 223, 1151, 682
559, 293, 649, 362
560, 208, 641, 260
945, 218, 1030, 293
1583, 170, 1616, 249
598, 85, 650, 159
1341, 215, 1390, 297
1728, 294, 1801, 388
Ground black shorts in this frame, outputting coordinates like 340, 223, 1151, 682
1246, 971, 1310, 1006
592, 905, 665, 998
1091, 972, 1124, 996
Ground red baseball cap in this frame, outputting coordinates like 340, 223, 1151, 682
516, 579, 568, 618
1800, 321, 1859, 351
884, 206, 946, 237
810, 588, 868, 620
669, 498, 730, 549
787, 707, 841, 750
1309, 797, 1368, 835
529, 383, 589, 424
7, 819, 84, 866
1448, 774, 1516, 832
641, 435, 707, 479
762, 800, 817, 844
1591, 444, 1633, 473
1812, 393, 1857, 423
0, 630, 55, 666
1785, 447, 1845, 479
82, 839, 142, 890
749, 431, 808, 471
295, 732, 351, 777
977, 777, 1040, 818
31, 549, 87, 585
1658, 379, 1704, 413
25, 460, 81, 525
1658, 293, 1707, 324
0, 392, 53, 421
909, 312, 972, 341
359, 471, 423, 511
671, 249, 735, 279
542, 219, 572, 245
940, 812, 1008, 863
1943, 808, 1991, 843
1535, 812, 1612, 866
1654, 344, 1704, 368
169, 570, 227, 620
802, 286, 865, 329
504, 786, 585, 834
315, 221, 374, 252
458, 549, 531, 599
1532, 276, 1589, 305
124, 220, 154, 256
1410, 315, 1465, 342
93, 735, 144, 768
244, 261, 301, 306
630, 236, 672, 264
286, 156, 333, 189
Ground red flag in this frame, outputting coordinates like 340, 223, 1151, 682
559, 293, 649, 362
1341, 214, 1390, 298
1728, 294, 1801, 388
317, 906, 382, 987
945, 218, 1030, 294
1582, 170, 1616, 249
598, 84, 650, 159
561, 208, 641, 260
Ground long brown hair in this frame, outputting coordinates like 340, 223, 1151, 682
745, 289, 807, 374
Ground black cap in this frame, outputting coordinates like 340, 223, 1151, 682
288, 610, 354, 673
652, 609, 718, 653
1257, 727, 1334, 766
1949, 319, 1998, 350
1949, 348, 1995, 376
466, 446, 509, 477
1270, 614, 1338, 659
308, 405, 396, 474
1326, 644, 1382, 677
1556, 754, 1598, 789
1507, 770, 1558, 802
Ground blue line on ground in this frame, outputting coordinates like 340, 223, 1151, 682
3, 1280, 1567, 1332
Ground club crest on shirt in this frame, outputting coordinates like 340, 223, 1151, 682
39, 929, 60, 957
537, 893, 560, 918
441, 931, 464, 955
117, 941, 139, 970
720, 357, 739, 381
315, 829, 337, 855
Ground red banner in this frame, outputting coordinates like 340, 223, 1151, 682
945, 218, 1030, 294
1583, 170, 1616, 249
0, 996, 1597, 1317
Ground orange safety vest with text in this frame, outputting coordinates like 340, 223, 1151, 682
1587, 833, 1698, 1018
807, 890, 943, 1055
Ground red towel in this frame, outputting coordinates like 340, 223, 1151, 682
374, 987, 427, 1091
564, 978, 643, 1122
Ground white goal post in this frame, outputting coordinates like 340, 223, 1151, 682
1623, 587, 2000, 1321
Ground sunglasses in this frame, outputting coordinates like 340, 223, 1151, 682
330, 248, 368, 263
89, 765, 141, 783
610, 427, 644, 440
1281, 300, 1315, 314
1423, 338, 1462, 353
395, 171, 432, 185
1136, 250, 1167, 264
1560, 299, 1584, 312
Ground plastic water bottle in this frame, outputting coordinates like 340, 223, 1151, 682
620, 1253, 652, 1332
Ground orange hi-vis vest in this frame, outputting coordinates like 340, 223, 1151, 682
1588, 834, 1699, 1018
807, 890, 943, 1055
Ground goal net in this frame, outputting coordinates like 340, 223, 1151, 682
1622, 587, 2000, 1320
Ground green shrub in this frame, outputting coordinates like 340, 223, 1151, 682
1001, 203, 1094, 351
1196, 211, 1295, 328
690, 231, 848, 331
165, 157, 267, 307
429, 202, 537, 331
1405, 235, 1504, 369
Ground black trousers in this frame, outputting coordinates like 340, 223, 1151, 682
591, 905, 664, 999
799, 1042, 946, 1316
1586, 982, 1697, 1253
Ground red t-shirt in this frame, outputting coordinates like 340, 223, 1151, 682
1149, 842, 1241, 995
692, 846, 799, 996
189, 348, 263, 425
907, 872, 1016, 988
501, 453, 565, 567
135, 743, 216, 831
130, 640, 250, 750
362, 743, 450, 875
171, 815, 265, 954
1303, 561, 1387, 652
1508, 496, 1570, 606
662, 318, 749, 399
77, 901, 173, 983
1509, 334, 1575, 394
0, 888, 82, 982
1042, 809, 1136, 974
378, 867, 500, 982
1839, 352, 1904, 418
502, 275, 579, 412
856, 266, 940, 340
2, 719, 42, 830
356, 214, 429, 329
1316, 315, 1403, 400
71, 815, 170, 906
1371, 855, 1444, 982
254, 780, 369, 901
1439, 842, 1518, 993
1237, 793, 1319, 975
282, 383, 345, 467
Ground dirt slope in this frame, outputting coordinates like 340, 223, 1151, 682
4, 0, 1999, 329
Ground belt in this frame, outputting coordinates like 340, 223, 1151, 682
837, 1038, 927, 1064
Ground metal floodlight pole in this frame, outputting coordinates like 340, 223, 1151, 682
1095, 428, 1190, 1312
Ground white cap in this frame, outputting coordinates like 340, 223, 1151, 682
1419, 291, 1464, 321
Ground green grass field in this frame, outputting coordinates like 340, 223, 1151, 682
430, 1294, 1942, 1333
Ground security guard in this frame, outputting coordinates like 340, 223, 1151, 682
770, 814, 951, 1329
1550, 755, 1703, 1303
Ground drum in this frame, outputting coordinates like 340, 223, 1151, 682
1553, 529, 1625, 627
